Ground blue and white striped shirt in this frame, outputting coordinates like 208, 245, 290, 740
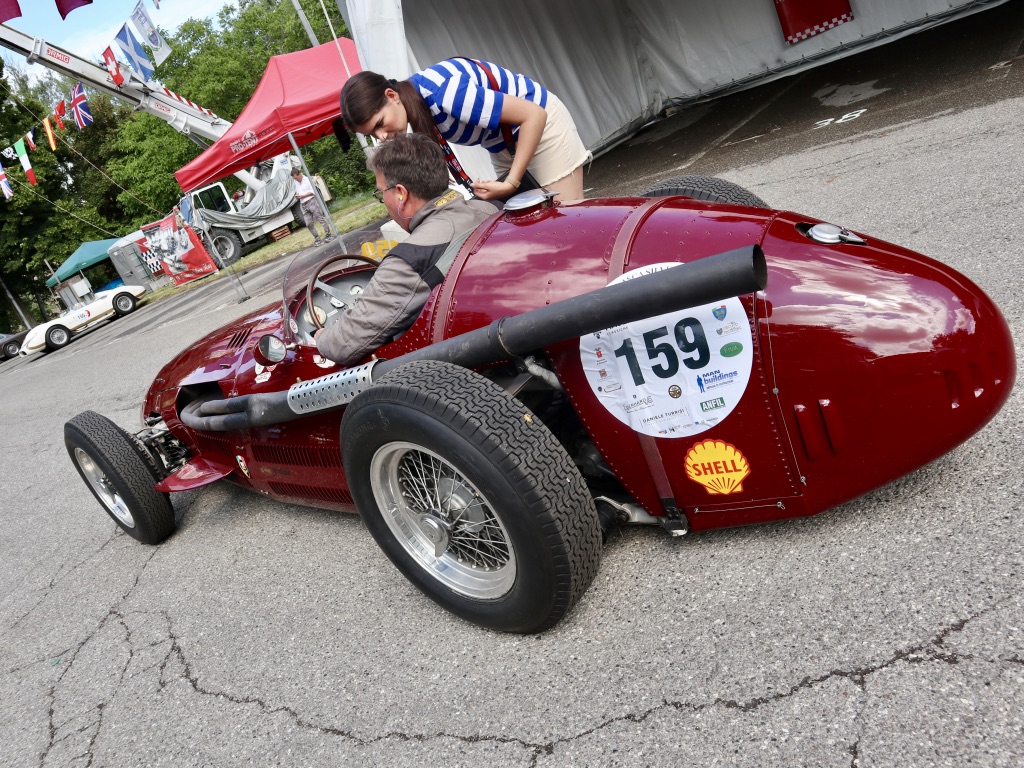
409, 58, 548, 154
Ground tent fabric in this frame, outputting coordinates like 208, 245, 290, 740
46, 237, 120, 287
340, 0, 1010, 166
175, 39, 362, 192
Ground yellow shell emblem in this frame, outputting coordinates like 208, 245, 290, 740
684, 440, 751, 495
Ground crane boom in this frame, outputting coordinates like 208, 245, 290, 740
0, 23, 231, 143
0, 23, 297, 245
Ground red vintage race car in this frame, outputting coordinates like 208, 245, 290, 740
63, 177, 1015, 634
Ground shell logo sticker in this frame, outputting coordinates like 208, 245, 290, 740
684, 440, 751, 495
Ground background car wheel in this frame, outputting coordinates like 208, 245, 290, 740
44, 325, 71, 351
641, 174, 769, 208
2, 340, 19, 359
112, 292, 138, 317
64, 411, 174, 545
341, 360, 602, 633
210, 228, 243, 265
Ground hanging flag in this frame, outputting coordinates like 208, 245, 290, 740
54, 100, 67, 131
23, 128, 36, 151
42, 117, 57, 151
0, 161, 12, 200
0, 0, 22, 25
68, 82, 94, 129
101, 46, 125, 86
115, 23, 155, 81
13, 139, 35, 185
55, 0, 92, 20
774, 0, 854, 45
129, 1, 171, 64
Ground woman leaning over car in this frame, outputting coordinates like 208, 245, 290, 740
340, 58, 589, 201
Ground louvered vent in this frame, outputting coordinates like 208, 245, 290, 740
194, 433, 234, 457
251, 443, 342, 468
226, 328, 252, 350
268, 482, 353, 505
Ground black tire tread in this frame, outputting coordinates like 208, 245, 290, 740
3, 341, 19, 358
64, 410, 174, 545
641, 174, 769, 208
343, 361, 602, 632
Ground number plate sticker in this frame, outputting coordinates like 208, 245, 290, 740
579, 263, 753, 438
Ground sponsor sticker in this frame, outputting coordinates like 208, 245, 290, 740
684, 440, 750, 495
235, 455, 251, 478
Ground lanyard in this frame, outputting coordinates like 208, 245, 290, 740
434, 128, 475, 193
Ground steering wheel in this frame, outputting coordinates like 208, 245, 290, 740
305, 253, 380, 331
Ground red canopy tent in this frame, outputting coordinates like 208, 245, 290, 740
175, 39, 362, 192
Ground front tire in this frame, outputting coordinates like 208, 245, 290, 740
3, 340, 19, 359
64, 411, 174, 545
45, 325, 70, 351
210, 228, 243, 265
641, 174, 769, 208
341, 361, 602, 633
112, 292, 137, 317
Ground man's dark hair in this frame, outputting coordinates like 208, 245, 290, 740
367, 133, 449, 201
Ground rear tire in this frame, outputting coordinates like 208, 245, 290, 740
641, 174, 768, 208
45, 325, 71, 351
341, 361, 602, 633
112, 293, 137, 317
210, 228, 243, 265
64, 411, 175, 545
3, 340, 19, 359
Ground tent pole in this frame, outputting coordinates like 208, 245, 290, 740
287, 132, 338, 239
289, 0, 320, 47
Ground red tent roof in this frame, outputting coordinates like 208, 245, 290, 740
175, 39, 362, 192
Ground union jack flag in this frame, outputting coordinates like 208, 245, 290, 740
0, 162, 12, 200
68, 82, 93, 129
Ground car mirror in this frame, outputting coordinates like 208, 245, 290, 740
253, 334, 287, 366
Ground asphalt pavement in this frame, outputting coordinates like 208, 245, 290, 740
1, 5, 1022, 766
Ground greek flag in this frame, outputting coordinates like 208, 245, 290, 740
114, 23, 154, 82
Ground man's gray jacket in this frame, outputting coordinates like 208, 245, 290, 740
315, 190, 495, 366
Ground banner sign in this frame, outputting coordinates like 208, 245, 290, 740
774, 0, 854, 45
141, 211, 218, 286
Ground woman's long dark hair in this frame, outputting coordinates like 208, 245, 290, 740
340, 71, 436, 138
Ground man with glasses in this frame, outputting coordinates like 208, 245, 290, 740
315, 133, 495, 366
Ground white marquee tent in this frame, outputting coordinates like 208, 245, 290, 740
335, 0, 1008, 177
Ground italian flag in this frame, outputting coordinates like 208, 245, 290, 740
13, 138, 35, 185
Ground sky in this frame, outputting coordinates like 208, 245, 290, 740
1, 0, 235, 75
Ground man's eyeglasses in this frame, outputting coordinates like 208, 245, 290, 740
373, 184, 396, 203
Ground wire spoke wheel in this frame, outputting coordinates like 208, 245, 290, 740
73, 447, 135, 528
64, 410, 175, 545
371, 442, 516, 599
342, 360, 602, 633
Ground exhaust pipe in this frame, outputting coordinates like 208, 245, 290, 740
181, 244, 767, 431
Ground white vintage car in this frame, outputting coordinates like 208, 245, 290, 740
20, 285, 148, 357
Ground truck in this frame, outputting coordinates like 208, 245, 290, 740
0, 23, 296, 261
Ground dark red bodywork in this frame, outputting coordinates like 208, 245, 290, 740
144, 196, 1015, 531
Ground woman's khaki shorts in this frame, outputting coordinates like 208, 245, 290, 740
490, 93, 590, 187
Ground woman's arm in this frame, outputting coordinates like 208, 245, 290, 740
471, 95, 547, 201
